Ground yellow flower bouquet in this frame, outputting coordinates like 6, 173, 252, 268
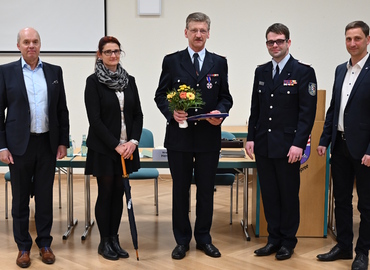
167, 84, 205, 113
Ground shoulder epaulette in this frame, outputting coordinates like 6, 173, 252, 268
298, 60, 312, 67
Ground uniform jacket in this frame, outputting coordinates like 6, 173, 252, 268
247, 55, 317, 158
319, 56, 370, 159
84, 73, 143, 169
154, 48, 233, 152
0, 58, 69, 156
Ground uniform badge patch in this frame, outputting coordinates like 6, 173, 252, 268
308, 82, 317, 96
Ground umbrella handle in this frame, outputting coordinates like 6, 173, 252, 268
121, 155, 133, 178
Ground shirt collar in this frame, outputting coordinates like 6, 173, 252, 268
187, 47, 206, 62
272, 53, 291, 71
21, 57, 43, 69
347, 52, 369, 69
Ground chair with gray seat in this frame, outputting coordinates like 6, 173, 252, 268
129, 128, 160, 215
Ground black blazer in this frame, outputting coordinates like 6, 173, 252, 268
154, 48, 233, 152
84, 73, 143, 170
247, 55, 317, 158
319, 56, 370, 159
0, 58, 69, 155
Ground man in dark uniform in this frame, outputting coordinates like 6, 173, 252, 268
245, 23, 317, 260
155, 12, 232, 260
316, 21, 370, 270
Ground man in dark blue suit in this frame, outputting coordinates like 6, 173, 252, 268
155, 12, 232, 260
245, 23, 317, 260
0, 27, 69, 268
316, 21, 370, 270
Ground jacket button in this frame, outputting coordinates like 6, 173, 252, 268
268, 129, 271, 132
270, 106, 273, 109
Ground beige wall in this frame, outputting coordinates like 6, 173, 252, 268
1, 0, 369, 173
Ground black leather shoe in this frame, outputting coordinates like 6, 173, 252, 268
110, 235, 129, 258
196, 243, 221, 258
275, 246, 294, 260
98, 237, 119, 260
317, 245, 353, 261
254, 243, 280, 256
352, 253, 369, 270
171, 245, 189, 260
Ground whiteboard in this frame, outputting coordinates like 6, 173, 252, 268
0, 0, 106, 53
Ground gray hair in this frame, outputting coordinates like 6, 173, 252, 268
186, 12, 211, 30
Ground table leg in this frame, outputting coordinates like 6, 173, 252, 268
63, 167, 78, 239
81, 175, 94, 240
240, 168, 251, 241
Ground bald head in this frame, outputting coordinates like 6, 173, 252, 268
17, 27, 41, 69
17, 27, 41, 44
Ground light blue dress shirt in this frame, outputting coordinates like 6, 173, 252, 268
22, 57, 49, 133
272, 53, 291, 78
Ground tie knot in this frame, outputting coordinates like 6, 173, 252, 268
194, 53, 199, 59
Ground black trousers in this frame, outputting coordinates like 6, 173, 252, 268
255, 154, 301, 249
331, 134, 370, 256
167, 149, 219, 245
9, 133, 56, 251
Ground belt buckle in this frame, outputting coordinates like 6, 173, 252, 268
341, 132, 346, 140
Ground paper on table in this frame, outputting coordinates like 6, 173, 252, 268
141, 149, 152, 158
187, 112, 229, 121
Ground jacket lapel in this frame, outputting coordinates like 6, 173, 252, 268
198, 50, 214, 82
347, 57, 370, 104
180, 49, 197, 80
14, 59, 29, 102
42, 63, 52, 107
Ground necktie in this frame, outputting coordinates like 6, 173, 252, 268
273, 65, 280, 84
193, 53, 200, 76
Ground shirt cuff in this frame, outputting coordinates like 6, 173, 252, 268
130, 139, 139, 146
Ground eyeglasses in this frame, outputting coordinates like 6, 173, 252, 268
266, 39, 288, 47
102, 49, 121, 56
189, 29, 208, 35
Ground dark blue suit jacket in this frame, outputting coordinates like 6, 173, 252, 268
319, 56, 370, 159
247, 55, 317, 158
154, 48, 233, 152
0, 58, 69, 156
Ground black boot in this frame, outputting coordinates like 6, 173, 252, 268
98, 237, 119, 260
110, 235, 129, 258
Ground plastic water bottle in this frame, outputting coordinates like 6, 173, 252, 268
81, 134, 87, 157
67, 135, 73, 157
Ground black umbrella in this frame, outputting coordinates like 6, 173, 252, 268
121, 155, 139, 261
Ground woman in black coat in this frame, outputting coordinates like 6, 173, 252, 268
84, 36, 143, 260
